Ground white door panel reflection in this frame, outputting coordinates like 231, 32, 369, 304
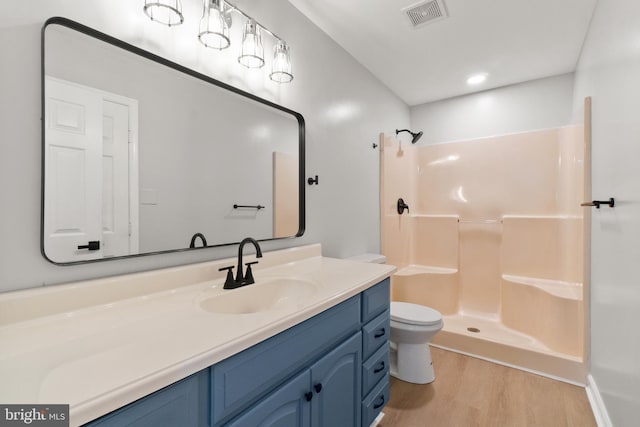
44, 77, 138, 263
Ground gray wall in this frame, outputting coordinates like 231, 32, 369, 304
0, 0, 410, 292
572, 0, 640, 425
410, 73, 575, 144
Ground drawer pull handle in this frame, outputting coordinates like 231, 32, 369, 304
374, 362, 386, 374
373, 395, 385, 409
305, 391, 313, 402
314, 383, 323, 393
374, 328, 386, 338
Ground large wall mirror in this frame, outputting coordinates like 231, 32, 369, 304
41, 18, 304, 265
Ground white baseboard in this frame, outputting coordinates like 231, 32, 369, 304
430, 343, 586, 386
369, 412, 384, 427
586, 374, 613, 427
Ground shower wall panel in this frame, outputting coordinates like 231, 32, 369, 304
410, 215, 458, 268
458, 222, 502, 317
413, 128, 566, 218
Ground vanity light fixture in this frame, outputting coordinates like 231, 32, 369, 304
145, 0, 293, 83
143, 0, 184, 27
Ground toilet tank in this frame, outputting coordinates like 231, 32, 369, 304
346, 253, 387, 264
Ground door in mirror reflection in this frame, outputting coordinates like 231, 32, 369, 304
44, 77, 139, 262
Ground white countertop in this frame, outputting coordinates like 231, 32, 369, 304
0, 245, 395, 426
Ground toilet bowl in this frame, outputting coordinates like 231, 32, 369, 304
346, 253, 444, 384
390, 302, 443, 384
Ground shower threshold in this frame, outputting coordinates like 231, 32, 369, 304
431, 313, 586, 385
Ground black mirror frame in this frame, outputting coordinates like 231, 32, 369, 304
41, 17, 305, 265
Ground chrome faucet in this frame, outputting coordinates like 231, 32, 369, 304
220, 237, 263, 289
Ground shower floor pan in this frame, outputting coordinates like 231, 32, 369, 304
431, 313, 586, 385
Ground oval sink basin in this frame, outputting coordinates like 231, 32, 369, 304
199, 278, 318, 314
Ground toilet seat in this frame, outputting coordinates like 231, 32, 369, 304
391, 302, 442, 326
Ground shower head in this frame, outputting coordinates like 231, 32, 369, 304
411, 131, 423, 143
396, 129, 423, 144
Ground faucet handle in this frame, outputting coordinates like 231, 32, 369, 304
244, 261, 259, 285
218, 266, 236, 289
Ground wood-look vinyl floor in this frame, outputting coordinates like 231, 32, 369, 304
379, 347, 596, 427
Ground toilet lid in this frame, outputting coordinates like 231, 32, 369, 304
391, 302, 442, 326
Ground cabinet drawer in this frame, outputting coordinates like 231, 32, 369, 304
362, 309, 389, 360
362, 344, 389, 398
211, 295, 361, 425
361, 278, 390, 323
361, 377, 389, 427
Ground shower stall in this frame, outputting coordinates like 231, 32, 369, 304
380, 103, 590, 384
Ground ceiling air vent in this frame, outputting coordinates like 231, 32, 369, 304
402, 0, 449, 28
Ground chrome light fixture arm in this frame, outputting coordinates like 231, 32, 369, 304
221, 0, 284, 42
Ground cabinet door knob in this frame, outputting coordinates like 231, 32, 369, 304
374, 328, 386, 338
304, 391, 313, 402
314, 383, 322, 393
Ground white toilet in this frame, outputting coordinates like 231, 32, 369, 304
390, 301, 443, 384
347, 254, 444, 384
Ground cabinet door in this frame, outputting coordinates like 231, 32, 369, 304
310, 332, 362, 427
226, 370, 311, 427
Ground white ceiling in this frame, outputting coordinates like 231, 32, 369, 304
287, 0, 598, 106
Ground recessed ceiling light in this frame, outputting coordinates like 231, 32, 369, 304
467, 73, 488, 85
